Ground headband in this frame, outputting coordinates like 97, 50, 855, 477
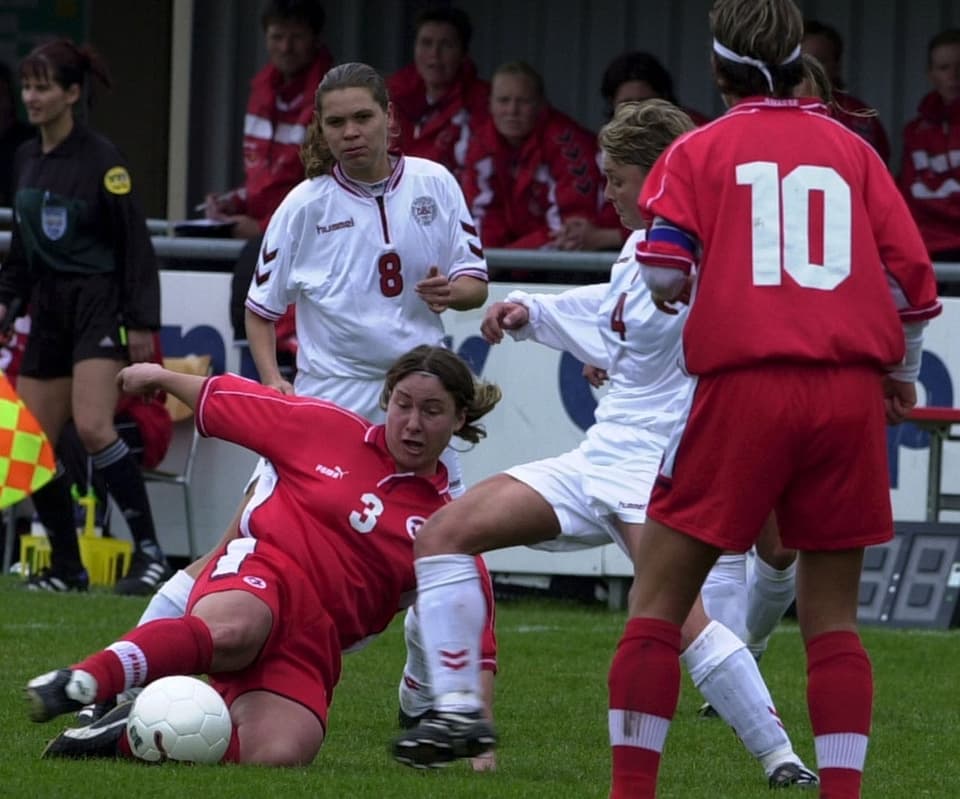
712, 39, 801, 92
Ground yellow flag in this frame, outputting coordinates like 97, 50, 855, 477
0, 372, 56, 509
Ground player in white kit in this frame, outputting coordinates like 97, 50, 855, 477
130, 63, 497, 768
393, 99, 816, 788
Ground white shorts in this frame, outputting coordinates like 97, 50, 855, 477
506, 423, 665, 554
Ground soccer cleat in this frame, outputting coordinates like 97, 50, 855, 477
398, 707, 426, 730
768, 761, 820, 789
27, 669, 99, 723
114, 548, 171, 596
76, 687, 141, 725
23, 567, 89, 593
697, 700, 719, 719
392, 710, 496, 769
43, 701, 132, 759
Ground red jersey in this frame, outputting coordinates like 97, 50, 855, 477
242, 49, 334, 231
638, 97, 941, 376
898, 91, 960, 257
463, 108, 609, 249
388, 58, 490, 178
196, 374, 451, 649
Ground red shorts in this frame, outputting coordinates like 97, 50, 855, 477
648, 364, 894, 552
187, 538, 341, 728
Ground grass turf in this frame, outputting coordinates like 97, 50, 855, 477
1, 574, 956, 798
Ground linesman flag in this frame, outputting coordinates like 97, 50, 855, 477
0, 372, 56, 509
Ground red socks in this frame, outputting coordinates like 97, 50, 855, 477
73, 616, 214, 703
608, 617, 682, 799
807, 630, 873, 799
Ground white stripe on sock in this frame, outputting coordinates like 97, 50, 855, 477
608, 709, 670, 752
106, 641, 148, 691
815, 732, 868, 770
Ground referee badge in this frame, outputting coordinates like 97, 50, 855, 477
104, 166, 132, 195
411, 196, 437, 226
40, 198, 67, 241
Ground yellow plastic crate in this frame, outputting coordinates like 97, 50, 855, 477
19, 534, 133, 588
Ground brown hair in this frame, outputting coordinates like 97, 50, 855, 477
492, 61, 545, 100
380, 345, 502, 445
598, 99, 695, 171
710, 0, 804, 98
300, 62, 391, 178
19, 38, 112, 112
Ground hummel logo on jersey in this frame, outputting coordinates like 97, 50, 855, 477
316, 218, 355, 234
315, 463, 349, 479
618, 500, 647, 511
255, 243, 278, 285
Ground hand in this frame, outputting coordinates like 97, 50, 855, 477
551, 218, 591, 251
204, 190, 242, 219
470, 749, 497, 772
582, 364, 608, 387
117, 362, 166, 397
415, 266, 452, 313
126, 329, 155, 363
883, 375, 917, 425
263, 377, 295, 396
480, 301, 530, 344
652, 275, 692, 315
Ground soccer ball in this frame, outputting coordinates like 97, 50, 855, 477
126, 676, 232, 764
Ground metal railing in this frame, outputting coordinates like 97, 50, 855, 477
0, 208, 957, 278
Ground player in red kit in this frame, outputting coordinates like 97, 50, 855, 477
609, 1, 942, 798
26, 346, 501, 767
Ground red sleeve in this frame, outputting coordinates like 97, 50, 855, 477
545, 115, 605, 226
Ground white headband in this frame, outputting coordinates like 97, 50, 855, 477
712, 39, 802, 92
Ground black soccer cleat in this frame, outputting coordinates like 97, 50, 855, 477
398, 707, 426, 730
43, 701, 132, 759
697, 700, 720, 719
23, 567, 89, 593
114, 547, 171, 596
768, 761, 820, 789
26, 669, 98, 723
392, 710, 496, 769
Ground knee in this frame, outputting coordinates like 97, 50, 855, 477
74, 419, 118, 453
239, 727, 322, 766
756, 543, 797, 571
413, 506, 473, 558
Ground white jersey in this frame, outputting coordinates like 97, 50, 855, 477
246, 155, 488, 385
503, 230, 692, 550
507, 230, 690, 443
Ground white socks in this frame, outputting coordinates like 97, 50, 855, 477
414, 553, 485, 713
397, 606, 433, 718
681, 621, 799, 777
746, 556, 797, 658
700, 554, 747, 640
136, 569, 195, 625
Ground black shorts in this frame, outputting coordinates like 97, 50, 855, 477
19, 272, 129, 378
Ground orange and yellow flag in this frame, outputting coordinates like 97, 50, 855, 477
0, 372, 56, 509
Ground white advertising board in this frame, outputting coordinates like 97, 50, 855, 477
155, 271, 953, 579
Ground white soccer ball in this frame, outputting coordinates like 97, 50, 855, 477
126, 675, 232, 764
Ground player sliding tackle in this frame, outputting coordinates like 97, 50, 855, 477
26, 346, 501, 766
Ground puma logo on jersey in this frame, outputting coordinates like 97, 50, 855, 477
316, 218, 355, 234
315, 463, 349, 479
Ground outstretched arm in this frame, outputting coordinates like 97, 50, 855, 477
117, 363, 206, 410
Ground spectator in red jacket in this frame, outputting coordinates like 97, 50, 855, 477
898, 29, 960, 264
802, 19, 891, 164
204, 0, 332, 239
388, 7, 489, 178
462, 61, 616, 253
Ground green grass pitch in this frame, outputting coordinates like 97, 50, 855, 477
1, 575, 956, 798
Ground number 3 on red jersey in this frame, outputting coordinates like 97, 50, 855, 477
736, 162, 851, 290
350, 492, 384, 533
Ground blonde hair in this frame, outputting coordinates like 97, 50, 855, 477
797, 53, 877, 121
300, 62, 391, 178
598, 99, 695, 170
710, 0, 804, 98
380, 346, 502, 445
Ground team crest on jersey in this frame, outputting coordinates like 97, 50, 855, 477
411, 196, 437, 226
406, 516, 427, 539
103, 166, 132, 195
41, 203, 67, 241
243, 575, 268, 590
